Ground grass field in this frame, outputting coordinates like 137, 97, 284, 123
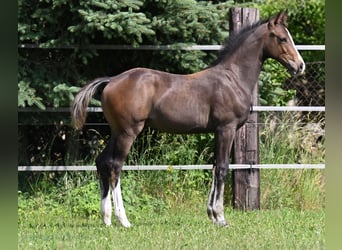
18, 203, 324, 250
18, 113, 325, 249
18, 168, 325, 249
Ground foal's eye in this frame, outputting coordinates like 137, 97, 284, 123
278, 37, 287, 43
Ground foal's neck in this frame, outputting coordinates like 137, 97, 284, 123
219, 25, 266, 95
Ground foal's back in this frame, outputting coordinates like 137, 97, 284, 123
101, 67, 212, 133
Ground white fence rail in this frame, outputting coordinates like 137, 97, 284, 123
19, 44, 325, 51
18, 164, 325, 171
18, 106, 325, 113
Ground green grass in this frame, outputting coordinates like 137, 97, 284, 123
18, 168, 325, 249
18, 204, 324, 250
18, 113, 325, 249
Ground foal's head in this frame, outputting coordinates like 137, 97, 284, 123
263, 11, 305, 75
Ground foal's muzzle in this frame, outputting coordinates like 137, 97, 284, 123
287, 60, 305, 75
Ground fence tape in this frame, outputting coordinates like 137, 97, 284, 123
18, 106, 325, 113
18, 164, 325, 171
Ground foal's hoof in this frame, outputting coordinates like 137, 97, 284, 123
118, 218, 132, 228
215, 220, 229, 227
121, 221, 132, 228
103, 219, 112, 227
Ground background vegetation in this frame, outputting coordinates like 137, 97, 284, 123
18, 0, 325, 109
18, 1, 325, 248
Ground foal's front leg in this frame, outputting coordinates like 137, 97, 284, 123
207, 126, 235, 226
207, 166, 229, 226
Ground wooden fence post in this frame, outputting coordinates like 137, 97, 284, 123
230, 7, 260, 210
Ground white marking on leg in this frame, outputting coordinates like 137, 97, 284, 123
207, 175, 216, 223
101, 188, 112, 226
213, 182, 227, 227
112, 178, 131, 228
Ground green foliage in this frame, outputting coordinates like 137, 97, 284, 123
18, 0, 233, 108
18, 111, 325, 217
18, 110, 325, 214
18, 172, 100, 220
18, 0, 325, 108
259, 112, 325, 210
18, 0, 154, 46
121, 172, 169, 219
18, 81, 45, 109
65, 181, 99, 218
258, 0, 325, 45
261, 169, 325, 210
51, 83, 80, 108
259, 112, 325, 164
258, 61, 296, 106
146, 0, 230, 44
127, 129, 215, 166
68, 1, 155, 46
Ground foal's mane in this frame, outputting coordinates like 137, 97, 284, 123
211, 18, 269, 66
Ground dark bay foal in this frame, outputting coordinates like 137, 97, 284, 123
71, 11, 304, 227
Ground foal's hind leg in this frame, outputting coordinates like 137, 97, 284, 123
97, 129, 141, 227
99, 175, 112, 226
96, 139, 115, 226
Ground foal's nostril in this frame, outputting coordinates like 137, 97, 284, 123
299, 63, 303, 70
299, 62, 304, 72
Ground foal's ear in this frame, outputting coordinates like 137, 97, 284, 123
268, 11, 288, 29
